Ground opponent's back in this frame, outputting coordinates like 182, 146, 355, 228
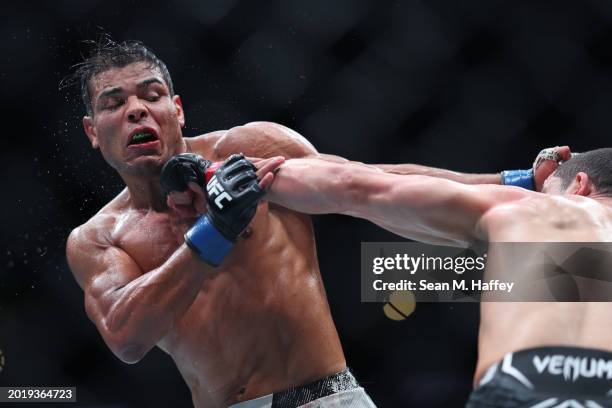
475, 194, 612, 381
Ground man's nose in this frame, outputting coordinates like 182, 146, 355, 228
126, 97, 147, 122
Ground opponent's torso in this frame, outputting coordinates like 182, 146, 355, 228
475, 195, 612, 382
104, 187, 344, 406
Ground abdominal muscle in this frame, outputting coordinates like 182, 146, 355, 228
155, 207, 345, 407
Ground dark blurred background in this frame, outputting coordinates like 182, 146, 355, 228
1, 0, 611, 407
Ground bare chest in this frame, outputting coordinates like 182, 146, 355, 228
111, 211, 188, 272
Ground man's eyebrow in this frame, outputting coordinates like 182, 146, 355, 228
95, 78, 165, 107
97, 86, 123, 101
137, 78, 165, 89
97, 79, 163, 100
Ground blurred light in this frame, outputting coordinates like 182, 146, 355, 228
383, 290, 416, 321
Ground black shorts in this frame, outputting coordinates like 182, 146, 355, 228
467, 347, 612, 408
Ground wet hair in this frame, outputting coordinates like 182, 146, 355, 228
65, 37, 174, 116
554, 148, 612, 196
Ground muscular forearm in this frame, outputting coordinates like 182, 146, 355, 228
373, 163, 502, 184
269, 158, 422, 219
267, 158, 355, 215
267, 158, 525, 245
104, 245, 207, 361
314, 153, 502, 184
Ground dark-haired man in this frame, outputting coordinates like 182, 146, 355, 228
65, 41, 378, 407
261, 149, 612, 407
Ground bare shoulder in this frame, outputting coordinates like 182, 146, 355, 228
183, 130, 227, 158
493, 193, 581, 213
477, 192, 598, 232
478, 193, 612, 242
185, 123, 317, 160
68, 189, 128, 249
530, 194, 612, 220
66, 191, 127, 288
479, 189, 542, 217
466, 186, 537, 236
212, 121, 318, 160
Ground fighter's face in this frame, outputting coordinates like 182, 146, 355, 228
82, 62, 185, 177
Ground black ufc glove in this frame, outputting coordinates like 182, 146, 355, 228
160, 153, 214, 195
184, 154, 264, 266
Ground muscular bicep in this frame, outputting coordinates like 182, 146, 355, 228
66, 226, 143, 329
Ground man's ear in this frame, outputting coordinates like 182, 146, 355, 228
173, 95, 185, 128
82, 116, 99, 149
573, 172, 592, 196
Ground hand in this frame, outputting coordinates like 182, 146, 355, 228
167, 183, 206, 219
161, 153, 213, 219
184, 154, 283, 266
205, 154, 282, 240
163, 154, 285, 219
532, 146, 572, 191
246, 156, 286, 189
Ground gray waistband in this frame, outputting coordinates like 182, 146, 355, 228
272, 368, 358, 407
229, 368, 359, 408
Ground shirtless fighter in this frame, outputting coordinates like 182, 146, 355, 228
65, 40, 377, 407
259, 148, 612, 406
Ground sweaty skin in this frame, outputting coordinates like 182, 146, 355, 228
262, 156, 612, 385
476, 193, 612, 383
66, 62, 344, 407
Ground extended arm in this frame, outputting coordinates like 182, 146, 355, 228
265, 157, 531, 245
372, 163, 501, 184
67, 222, 209, 364
372, 145, 572, 190
313, 153, 501, 184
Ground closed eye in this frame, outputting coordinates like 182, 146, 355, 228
145, 93, 161, 102
105, 99, 125, 110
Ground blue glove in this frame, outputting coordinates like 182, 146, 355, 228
501, 169, 534, 190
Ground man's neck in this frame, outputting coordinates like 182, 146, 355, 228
124, 175, 167, 211
590, 194, 612, 207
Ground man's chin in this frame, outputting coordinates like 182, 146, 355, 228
122, 155, 165, 177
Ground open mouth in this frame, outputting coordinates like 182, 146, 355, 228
128, 130, 158, 146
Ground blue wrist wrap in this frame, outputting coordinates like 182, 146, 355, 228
184, 215, 234, 267
501, 169, 535, 190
